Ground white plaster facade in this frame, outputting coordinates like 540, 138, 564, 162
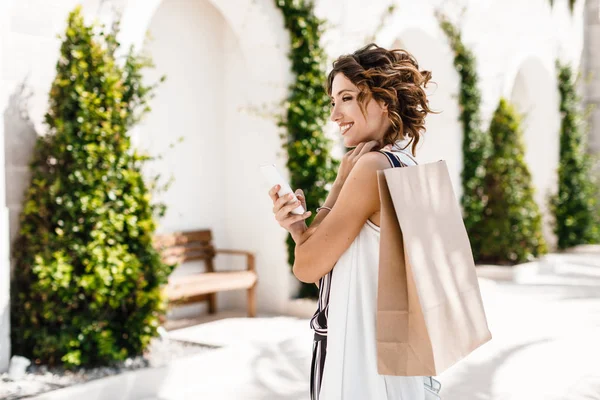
0, 0, 595, 371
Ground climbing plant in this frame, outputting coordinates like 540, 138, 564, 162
275, 0, 339, 298
551, 61, 600, 248
437, 13, 491, 262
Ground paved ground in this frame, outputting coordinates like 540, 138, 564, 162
145, 248, 600, 400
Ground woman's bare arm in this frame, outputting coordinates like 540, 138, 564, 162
292, 152, 391, 283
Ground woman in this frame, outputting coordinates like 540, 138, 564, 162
268, 43, 434, 399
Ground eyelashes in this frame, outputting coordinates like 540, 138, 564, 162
331, 96, 353, 107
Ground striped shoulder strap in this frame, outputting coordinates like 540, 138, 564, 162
379, 150, 406, 168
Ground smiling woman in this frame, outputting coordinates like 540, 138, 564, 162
327, 44, 434, 155
328, 74, 392, 147
267, 43, 434, 400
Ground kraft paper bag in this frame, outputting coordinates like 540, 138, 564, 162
376, 159, 492, 376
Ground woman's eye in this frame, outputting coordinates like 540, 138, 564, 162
331, 97, 352, 107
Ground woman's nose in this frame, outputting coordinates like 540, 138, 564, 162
330, 105, 341, 123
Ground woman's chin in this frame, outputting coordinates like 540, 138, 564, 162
343, 137, 357, 148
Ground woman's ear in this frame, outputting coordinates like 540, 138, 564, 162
380, 101, 389, 113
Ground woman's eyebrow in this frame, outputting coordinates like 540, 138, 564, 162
337, 89, 354, 96
332, 89, 355, 98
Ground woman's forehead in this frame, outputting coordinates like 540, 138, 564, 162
331, 74, 358, 95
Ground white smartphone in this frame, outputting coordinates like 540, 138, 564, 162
260, 164, 305, 215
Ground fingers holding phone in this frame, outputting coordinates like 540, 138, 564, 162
262, 164, 312, 236
269, 185, 311, 232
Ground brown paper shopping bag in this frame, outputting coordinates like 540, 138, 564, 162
376, 159, 492, 376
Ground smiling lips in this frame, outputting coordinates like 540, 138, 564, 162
340, 122, 354, 135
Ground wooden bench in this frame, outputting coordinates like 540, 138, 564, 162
153, 229, 257, 317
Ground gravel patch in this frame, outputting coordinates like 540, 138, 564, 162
0, 335, 216, 400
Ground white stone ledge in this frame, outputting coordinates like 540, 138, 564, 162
29, 364, 170, 400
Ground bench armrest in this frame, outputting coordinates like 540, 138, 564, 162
215, 249, 256, 272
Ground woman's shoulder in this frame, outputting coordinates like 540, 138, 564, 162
358, 151, 396, 171
358, 149, 417, 169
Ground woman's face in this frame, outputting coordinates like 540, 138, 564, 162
329, 73, 391, 148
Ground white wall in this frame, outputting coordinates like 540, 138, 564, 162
138, 0, 235, 316
459, 0, 583, 125
133, 0, 294, 315
139, 0, 228, 235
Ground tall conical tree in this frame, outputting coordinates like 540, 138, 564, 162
10, 7, 171, 367
552, 62, 600, 248
478, 98, 547, 264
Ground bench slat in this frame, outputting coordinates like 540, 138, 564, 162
161, 245, 215, 260
154, 229, 257, 317
162, 254, 214, 266
166, 271, 257, 300
154, 230, 212, 247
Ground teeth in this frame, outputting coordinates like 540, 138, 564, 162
341, 123, 353, 133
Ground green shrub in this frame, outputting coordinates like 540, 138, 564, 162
437, 14, 492, 262
10, 7, 171, 368
478, 98, 547, 264
275, 0, 339, 299
551, 62, 600, 248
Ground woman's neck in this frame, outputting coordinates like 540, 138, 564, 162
390, 140, 412, 153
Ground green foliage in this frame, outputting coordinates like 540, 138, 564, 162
437, 14, 492, 262
551, 62, 600, 248
275, 0, 339, 298
10, 7, 171, 368
478, 99, 547, 264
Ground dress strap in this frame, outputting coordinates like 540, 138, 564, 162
379, 150, 405, 168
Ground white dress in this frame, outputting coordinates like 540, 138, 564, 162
318, 150, 425, 400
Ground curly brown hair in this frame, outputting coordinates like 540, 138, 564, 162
326, 43, 434, 155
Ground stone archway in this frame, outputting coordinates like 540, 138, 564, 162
509, 56, 560, 249
119, 0, 290, 87
119, 0, 294, 315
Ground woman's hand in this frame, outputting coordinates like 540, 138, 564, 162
334, 140, 393, 187
268, 186, 312, 241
